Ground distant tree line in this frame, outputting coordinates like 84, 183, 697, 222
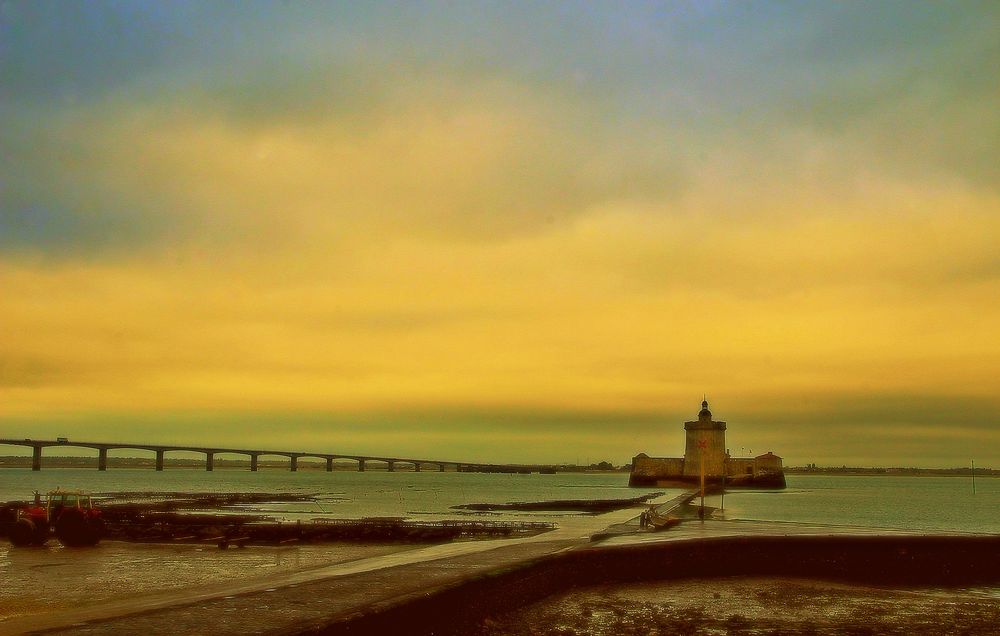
787, 464, 996, 476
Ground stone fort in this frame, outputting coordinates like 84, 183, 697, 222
629, 399, 785, 488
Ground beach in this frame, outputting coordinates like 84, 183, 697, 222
0, 542, 416, 624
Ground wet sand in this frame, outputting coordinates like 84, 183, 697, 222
479, 577, 1000, 635
0, 506, 652, 635
0, 490, 647, 631
0, 542, 415, 623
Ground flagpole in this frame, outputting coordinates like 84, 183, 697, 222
721, 451, 727, 511
700, 439, 706, 521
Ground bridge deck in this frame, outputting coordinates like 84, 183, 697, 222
0, 438, 555, 473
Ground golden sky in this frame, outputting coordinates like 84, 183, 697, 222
1, 2, 998, 466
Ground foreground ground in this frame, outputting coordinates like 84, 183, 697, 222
2, 496, 997, 635
0, 508, 647, 635
0, 542, 415, 622
478, 577, 1000, 636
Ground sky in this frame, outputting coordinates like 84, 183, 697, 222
1, 1, 998, 467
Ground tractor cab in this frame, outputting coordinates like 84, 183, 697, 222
46, 489, 95, 518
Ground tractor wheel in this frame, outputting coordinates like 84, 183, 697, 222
89, 518, 106, 542
31, 519, 50, 545
9, 519, 37, 547
55, 510, 101, 547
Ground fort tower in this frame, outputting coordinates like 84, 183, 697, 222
683, 399, 727, 477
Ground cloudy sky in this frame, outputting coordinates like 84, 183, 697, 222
1, 1, 998, 466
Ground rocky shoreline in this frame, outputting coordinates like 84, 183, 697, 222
0, 491, 555, 546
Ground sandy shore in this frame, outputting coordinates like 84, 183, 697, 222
0, 506, 652, 635
0, 542, 416, 623
478, 577, 1000, 635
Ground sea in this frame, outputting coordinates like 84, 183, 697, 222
1, 469, 997, 533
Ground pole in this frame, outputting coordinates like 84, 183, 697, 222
699, 440, 705, 521
972, 459, 976, 495
721, 472, 725, 510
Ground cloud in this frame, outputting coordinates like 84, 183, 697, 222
1, 2, 998, 466
1, 71, 692, 259
776, 3, 1000, 190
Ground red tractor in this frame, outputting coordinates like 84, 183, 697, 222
9, 490, 104, 547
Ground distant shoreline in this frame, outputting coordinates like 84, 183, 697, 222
785, 467, 998, 477
0, 456, 627, 473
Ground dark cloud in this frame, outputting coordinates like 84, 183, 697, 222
0, 200, 168, 256
0, 1, 198, 103
736, 392, 1000, 467
0, 115, 179, 257
778, 3, 1000, 189
4, 1, 995, 256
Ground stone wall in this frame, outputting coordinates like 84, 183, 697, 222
755, 452, 783, 473
725, 455, 783, 477
630, 455, 684, 482
727, 458, 756, 476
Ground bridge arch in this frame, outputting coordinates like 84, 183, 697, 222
104, 447, 158, 470
12, 442, 104, 471
364, 458, 398, 472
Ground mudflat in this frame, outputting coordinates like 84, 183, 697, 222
0, 542, 416, 624
478, 576, 1000, 635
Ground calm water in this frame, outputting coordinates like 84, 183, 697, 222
716, 474, 999, 534
0, 469, 669, 524
0, 469, 997, 532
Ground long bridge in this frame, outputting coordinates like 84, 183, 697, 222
0, 438, 557, 474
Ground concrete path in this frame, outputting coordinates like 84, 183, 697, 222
602, 516, 992, 547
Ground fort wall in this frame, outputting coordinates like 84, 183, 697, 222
630, 455, 685, 483
629, 400, 785, 488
